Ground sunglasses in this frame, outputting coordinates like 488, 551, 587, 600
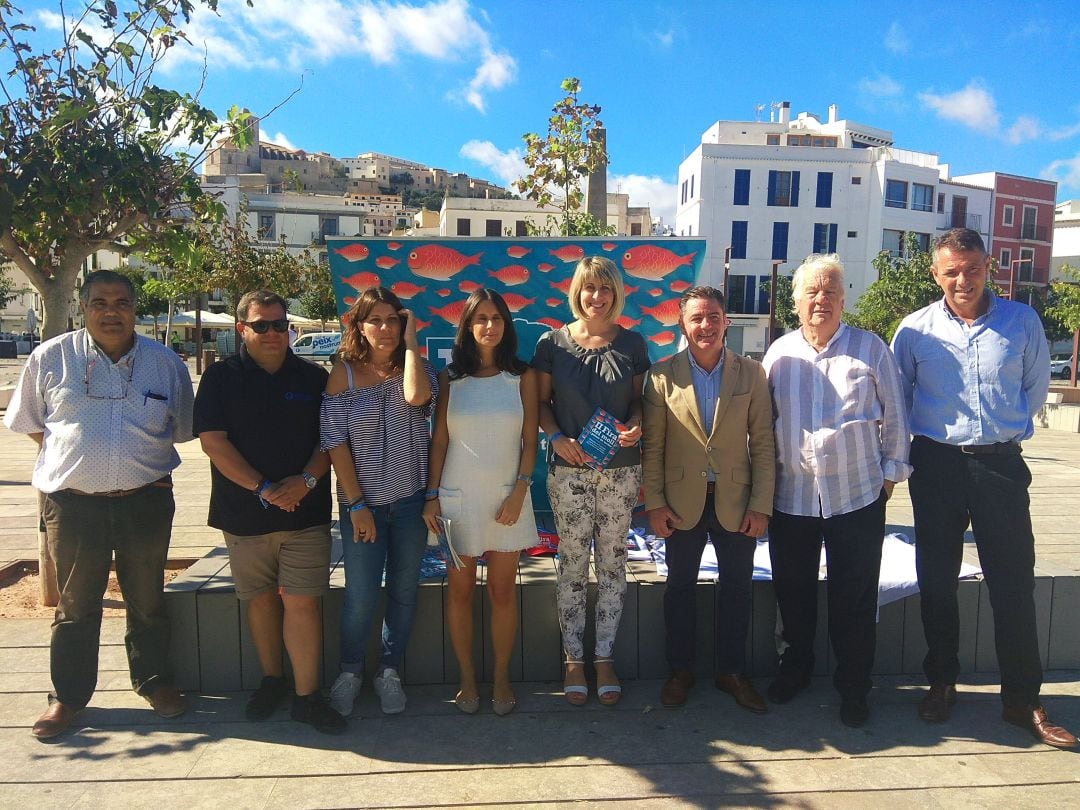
243, 318, 289, 334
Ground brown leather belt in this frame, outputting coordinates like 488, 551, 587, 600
65, 475, 173, 498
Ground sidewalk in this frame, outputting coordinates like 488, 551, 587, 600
0, 413, 1077, 806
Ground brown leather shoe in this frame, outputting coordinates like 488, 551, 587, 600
32, 701, 79, 740
144, 685, 187, 719
1002, 704, 1078, 749
918, 683, 957, 723
660, 670, 695, 707
715, 673, 767, 714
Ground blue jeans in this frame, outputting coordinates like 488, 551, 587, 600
339, 490, 428, 673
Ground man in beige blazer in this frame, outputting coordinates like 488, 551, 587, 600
642, 286, 775, 711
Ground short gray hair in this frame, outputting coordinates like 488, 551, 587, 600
791, 253, 845, 306
80, 270, 136, 303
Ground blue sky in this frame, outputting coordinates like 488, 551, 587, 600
18, 0, 1080, 224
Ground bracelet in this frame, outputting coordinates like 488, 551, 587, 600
349, 501, 368, 513
255, 479, 271, 494
550, 431, 565, 443
348, 496, 364, 508
516, 474, 531, 485
425, 488, 439, 500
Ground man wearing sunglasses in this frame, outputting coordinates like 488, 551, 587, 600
5, 270, 195, 739
193, 290, 342, 734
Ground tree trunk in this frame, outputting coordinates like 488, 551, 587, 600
40, 265, 82, 340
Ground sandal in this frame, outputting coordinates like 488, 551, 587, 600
595, 658, 622, 706
563, 659, 588, 706
454, 689, 480, 715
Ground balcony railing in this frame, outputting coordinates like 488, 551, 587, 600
938, 212, 983, 231
1020, 223, 1048, 242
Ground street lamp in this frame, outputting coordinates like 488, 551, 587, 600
767, 260, 784, 347
722, 245, 732, 300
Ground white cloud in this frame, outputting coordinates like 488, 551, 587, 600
655, 29, 674, 48
161, 0, 516, 111
1042, 154, 1080, 189
1006, 115, 1042, 144
35, 10, 64, 29
610, 173, 677, 228
267, 131, 299, 151
884, 21, 910, 54
857, 73, 903, 99
459, 140, 525, 186
918, 82, 1001, 131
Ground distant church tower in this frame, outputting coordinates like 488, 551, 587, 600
586, 127, 608, 223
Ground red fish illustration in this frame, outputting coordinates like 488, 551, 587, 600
649, 288, 663, 297
669, 280, 692, 293
602, 243, 617, 251
419, 345, 428, 358
621, 246, 696, 280
500, 293, 536, 312
341, 271, 381, 291
624, 284, 640, 294
437, 288, 451, 297
343, 296, 356, 306
550, 245, 585, 262
549, 278, 573, 294
459, 280, 483, 294
415, 318, 431, 332
616, 315, 642, 328
430, 300, 470, 324
390, 281, 426, 299
642, 300, 683, 326
375, 256, 401, 269
387, 242, 402, 250
545, 297, 564, 307
537, 317, 564, 329
649, 330, 677, 346
334, 244, 370, 262
507, 245, 531, 259
407, 245, 482, 279
537, 263, 555, 273
490, 264, 530, 285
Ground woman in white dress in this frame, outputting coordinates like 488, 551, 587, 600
423, 289, 539, 716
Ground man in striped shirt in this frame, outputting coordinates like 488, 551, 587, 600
762, 254, 911, 728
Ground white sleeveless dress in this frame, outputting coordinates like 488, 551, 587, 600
437, 371, 538, 556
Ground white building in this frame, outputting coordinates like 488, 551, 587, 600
675, 101, 993, 354
1053, 200, 1080, 281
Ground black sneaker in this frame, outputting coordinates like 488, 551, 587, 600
245, 675, 291, 721
291, 691, 347, 735
840, 697, 870, 728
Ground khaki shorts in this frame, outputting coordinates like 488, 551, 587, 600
223, 524, 332, 600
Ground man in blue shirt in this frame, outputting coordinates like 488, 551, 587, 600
892, 228, 1075, 749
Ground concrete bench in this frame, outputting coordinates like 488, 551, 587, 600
164, 525, 1080, 692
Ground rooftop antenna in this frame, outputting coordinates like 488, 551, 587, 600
755, 104, 765, 122
770, 101, 782, 123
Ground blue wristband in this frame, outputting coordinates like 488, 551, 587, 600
550, 431, 565, 443
349, 501, 368, 513
425, 489, 439, 500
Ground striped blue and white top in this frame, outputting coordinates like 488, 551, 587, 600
320, 360, 438, 507
762, 323, 912, 519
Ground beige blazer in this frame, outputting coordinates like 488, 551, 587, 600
642, 348, 775, 532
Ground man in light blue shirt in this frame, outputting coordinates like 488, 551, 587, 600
892, 227, 1074, 749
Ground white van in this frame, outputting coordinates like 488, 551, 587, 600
293, 331, 341, 361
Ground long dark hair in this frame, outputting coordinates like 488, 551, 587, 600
339, 286, 406, 368
447, 289, 528, 379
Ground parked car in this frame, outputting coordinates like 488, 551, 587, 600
1050, 353, 1074, 380
292, 331, 341, 361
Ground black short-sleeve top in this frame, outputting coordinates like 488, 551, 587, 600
531, 325, 650, 468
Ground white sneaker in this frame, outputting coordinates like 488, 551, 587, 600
373, 668, 407, 714
328, 671, 362, 717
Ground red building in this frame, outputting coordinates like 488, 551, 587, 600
956, 172, 1058, 302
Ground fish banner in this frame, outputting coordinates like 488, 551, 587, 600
326, 236, 707, 516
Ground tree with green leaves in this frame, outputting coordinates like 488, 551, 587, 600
515, 77, 614, 237
0, 0, 253, 339
1045, 264, 1080, 385
296, 253, 339, 328
845, 236, 942, 342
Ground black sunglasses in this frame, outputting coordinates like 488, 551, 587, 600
243, 318, 289, 334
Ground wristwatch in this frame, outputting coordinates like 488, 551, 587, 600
302, 472, 318, 489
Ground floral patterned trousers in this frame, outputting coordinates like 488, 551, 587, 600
547, 464, 641, 660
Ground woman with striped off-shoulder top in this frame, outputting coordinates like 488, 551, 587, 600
320, 286, 437, 720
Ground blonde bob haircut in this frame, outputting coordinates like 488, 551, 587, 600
790, 253, 845, 312
566, 255, 626, 323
